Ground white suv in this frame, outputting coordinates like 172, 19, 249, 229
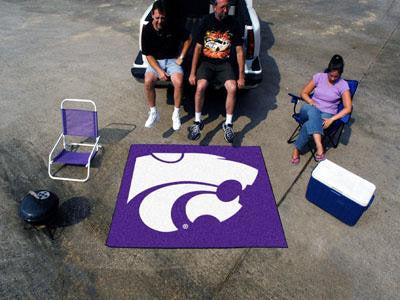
131, 0, 262, 89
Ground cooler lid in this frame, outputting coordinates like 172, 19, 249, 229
312, 159, 376, 207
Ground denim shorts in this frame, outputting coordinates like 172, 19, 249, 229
145, 59, 183, 77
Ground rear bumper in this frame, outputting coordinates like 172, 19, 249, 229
131, 51, 263, 89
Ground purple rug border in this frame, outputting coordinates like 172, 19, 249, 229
105, 144, 288, 249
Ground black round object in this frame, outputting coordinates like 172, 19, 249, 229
19, 190, 59, 224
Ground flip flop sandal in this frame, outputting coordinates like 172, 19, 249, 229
315, 153, 326, 162
290, 157, 300, 165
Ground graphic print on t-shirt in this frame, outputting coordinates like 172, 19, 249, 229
203, 30, 233, 59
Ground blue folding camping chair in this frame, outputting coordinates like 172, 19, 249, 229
287, 79, 358, 157
48, 99, 101, 182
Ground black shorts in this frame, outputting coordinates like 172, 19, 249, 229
197, 61, 236, 85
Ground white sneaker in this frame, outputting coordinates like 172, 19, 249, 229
172, 112, 181, 130
145, 109, 160, 128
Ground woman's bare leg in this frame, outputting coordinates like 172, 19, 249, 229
313, 133, 324, 155
292, 147, 300, 159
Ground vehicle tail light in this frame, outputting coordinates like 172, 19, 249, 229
246, 29, 255, 59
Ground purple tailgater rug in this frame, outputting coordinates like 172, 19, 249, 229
106, 144, 287, 248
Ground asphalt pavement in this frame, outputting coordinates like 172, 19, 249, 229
0, 0, 399, 298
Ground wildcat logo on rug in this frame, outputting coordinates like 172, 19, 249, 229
127, 153, 258, 232
107, 145, 287, 248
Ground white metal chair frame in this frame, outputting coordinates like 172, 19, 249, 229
48, 99, 101, 182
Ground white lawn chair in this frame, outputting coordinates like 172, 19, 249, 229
48, 99, 101, 182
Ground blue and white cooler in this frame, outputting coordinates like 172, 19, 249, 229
306, 159, 376, 226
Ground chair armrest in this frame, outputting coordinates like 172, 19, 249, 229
288, 93, 303, 115
288, 93, 302, 103
86, 136, 100, 167
49, 133, 64, 162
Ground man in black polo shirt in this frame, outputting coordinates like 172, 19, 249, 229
188, 0, 245, 143
141, 1, 191, 130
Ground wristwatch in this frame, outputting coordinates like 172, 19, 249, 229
179, 54, 184, 60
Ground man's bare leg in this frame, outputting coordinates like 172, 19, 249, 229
171, 72, 184, 130
144, 72, 160, 128
188, 79, 208, 140
224, 79, 237, 116
195, 79, 208, 116
222, 80, 237, 143
171, 72, 184, 109
144, 72, 158, 108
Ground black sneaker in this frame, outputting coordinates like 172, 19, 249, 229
222, 123, 234, 143
188, 121, 204, 140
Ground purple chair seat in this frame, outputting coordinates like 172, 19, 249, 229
53, 150, 96, 166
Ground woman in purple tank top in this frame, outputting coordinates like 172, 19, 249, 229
291, 55, 352, 164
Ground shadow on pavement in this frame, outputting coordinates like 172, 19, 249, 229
98, 123, 136, 144
54, 197, 91, 227
232, 21, 280, 146
21, 196, 92, 240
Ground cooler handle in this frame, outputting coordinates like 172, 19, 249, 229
330, 188, 343, 197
